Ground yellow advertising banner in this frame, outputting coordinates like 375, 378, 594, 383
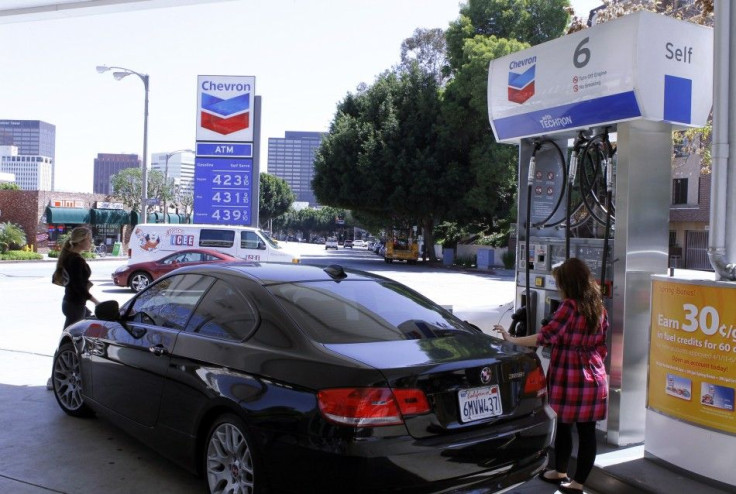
649, 279, 736, 434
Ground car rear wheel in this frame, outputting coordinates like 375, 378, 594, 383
129, 271, 153, 292
52, 343, 93, 418
205, 414, 260, 494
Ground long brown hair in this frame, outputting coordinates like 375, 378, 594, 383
553, 257, 604, 332
54, 226, 91, 277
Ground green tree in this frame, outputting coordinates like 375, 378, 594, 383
400, 28, 449, 86
439, 0, 569, 236
446, 0, 570, 69
179, 188, 194, 220
259, 173, 295, 229
110, 168, 144, 213
313, 64, 453, 259
110, 167, 175, 215
0, 222, 27, 249
0, 182, 20, 190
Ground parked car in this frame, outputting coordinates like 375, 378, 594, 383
344, 239, 354, 248
52, 263, 553, 494
325, 237, 338, 249
112, 248, 238, 292
352, 239, 367, 248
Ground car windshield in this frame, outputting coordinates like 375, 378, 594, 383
260, 231, 281, 249
268, 279, 473, 344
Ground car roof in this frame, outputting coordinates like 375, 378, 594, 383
171, 262, 382, 285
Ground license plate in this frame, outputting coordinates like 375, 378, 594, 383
458, 385, 503, 423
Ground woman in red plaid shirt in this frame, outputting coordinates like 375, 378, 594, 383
495, 257, 608, 494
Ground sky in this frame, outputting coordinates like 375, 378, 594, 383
1, 0, 600, 193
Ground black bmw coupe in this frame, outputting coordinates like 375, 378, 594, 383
52, 262, 554, 493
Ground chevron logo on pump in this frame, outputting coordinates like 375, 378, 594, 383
200, 92, 250, 135
508, 56, 537, 104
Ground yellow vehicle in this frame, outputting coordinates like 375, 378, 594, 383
384, 230, 419, 264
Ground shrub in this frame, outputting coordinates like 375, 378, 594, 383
455, 255, 476, 268
47, 250, 60, 258
0, 222, 27, 250
0, 250, 43, 261
502, 249, 516, 269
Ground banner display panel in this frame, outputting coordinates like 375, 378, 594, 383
649, 279, 736, 435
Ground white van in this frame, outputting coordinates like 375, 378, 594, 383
128, 224, 300, 264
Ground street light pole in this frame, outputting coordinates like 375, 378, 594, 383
162, 149, 194, 223
96, 65, 150, 223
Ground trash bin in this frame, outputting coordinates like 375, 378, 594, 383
112, 242, 122, 257
442, 248, 454, 266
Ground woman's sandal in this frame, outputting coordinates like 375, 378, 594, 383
558, 482, 585, 493
538, 470, 570, 485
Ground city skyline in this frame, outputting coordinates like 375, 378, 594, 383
1, 0, 599, 194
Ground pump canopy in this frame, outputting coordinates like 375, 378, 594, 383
487, 10, 713, 144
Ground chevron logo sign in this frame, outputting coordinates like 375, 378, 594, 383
201, 92, 250, 135
196, 76, 255, 142
508, 64, 535, 104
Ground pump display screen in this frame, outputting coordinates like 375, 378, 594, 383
529, 144, 566, 227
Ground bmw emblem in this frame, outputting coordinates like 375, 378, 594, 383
480, 367, 492, 384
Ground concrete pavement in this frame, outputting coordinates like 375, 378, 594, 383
1, 249, 734, 493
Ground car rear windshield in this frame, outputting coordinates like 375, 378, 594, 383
267, 280, 475, 344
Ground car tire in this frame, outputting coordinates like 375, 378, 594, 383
205, 413, 261, 494
52, 342, 93, 418
129, 271, 153, 292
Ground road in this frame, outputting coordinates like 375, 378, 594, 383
0, 243, 518, 362
1, 243, 589, 494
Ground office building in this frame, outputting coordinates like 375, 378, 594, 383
151, 150, 195, 196
0, 119, 56, 189
0, 145, 53, 190
267, 131, 324, 205
93, 153, 140, 195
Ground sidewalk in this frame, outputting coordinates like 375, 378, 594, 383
509, 426, 734, 494
1, 346, 733, 494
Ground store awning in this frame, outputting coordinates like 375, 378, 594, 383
44, 207, 90, 225
165, 213, 191, 224
90, 208, 130, 225
128, 212, 189, 226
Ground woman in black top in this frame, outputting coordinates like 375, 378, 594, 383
53, 226, 100, 328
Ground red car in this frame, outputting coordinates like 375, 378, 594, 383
112, 248, 239, 292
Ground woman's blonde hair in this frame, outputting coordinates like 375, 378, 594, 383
552, 257, 604, 332
54, 226, 91, 277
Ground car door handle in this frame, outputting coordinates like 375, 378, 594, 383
149, 344, 168, 356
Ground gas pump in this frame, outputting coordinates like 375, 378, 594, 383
487, 11, 712, 446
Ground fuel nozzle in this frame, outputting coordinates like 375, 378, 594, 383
569, 132, 587, 185
528, 141, 541, 185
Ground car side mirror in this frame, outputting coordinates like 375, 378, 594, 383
258, 241, 266, 250
95, 300, 121, 321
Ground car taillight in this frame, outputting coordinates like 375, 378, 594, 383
318, 387, 430, 427
523, 366, 547, 397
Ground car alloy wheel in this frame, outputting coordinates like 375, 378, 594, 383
52, 343, 92, 417
206, 414, 257, 494
129, 272, 153, 292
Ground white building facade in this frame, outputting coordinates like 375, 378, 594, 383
151, 150, 195, 195
0, 145, 53, 190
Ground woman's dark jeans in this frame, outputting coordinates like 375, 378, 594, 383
62, 300, 91, 329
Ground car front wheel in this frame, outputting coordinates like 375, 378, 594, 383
129, 271, 153, 292
205, 414, 260, 494
52, 343, 93, 417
